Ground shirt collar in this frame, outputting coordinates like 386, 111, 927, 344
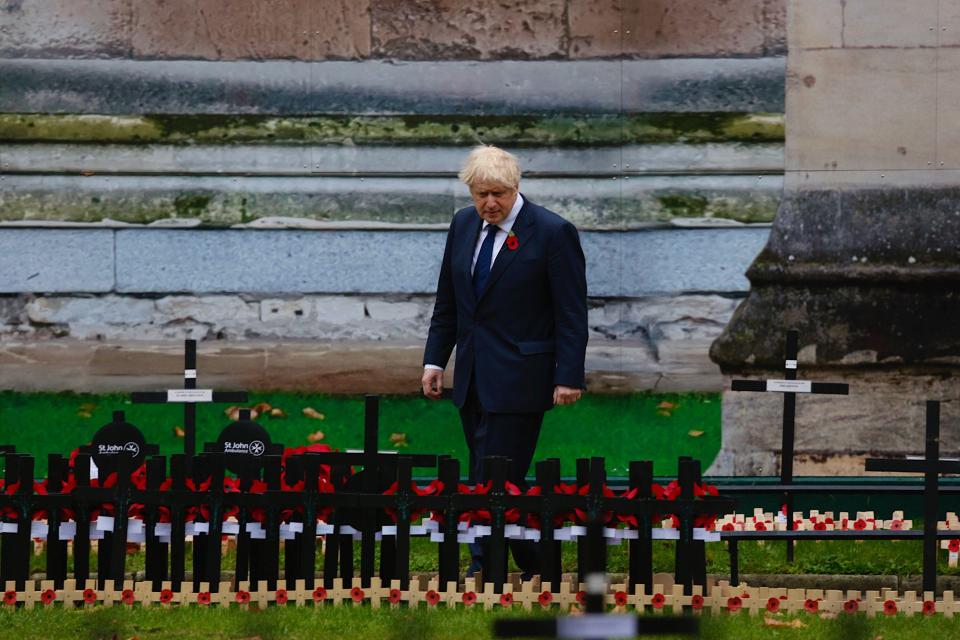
482, 193, 523, 234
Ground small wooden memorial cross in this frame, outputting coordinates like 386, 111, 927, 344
305, 395, 437, 588
866, 400, 959, 593
731, 329, 848, 560
131, 339, 247, 461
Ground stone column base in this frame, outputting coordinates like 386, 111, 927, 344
708, 370, 960, 476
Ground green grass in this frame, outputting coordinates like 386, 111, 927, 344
25, 536, 960, 580
0, 391, 721, 477
0, 605, 957, 640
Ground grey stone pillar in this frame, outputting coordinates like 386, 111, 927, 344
709, 0, 960, 476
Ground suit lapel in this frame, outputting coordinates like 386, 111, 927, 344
477, 197, 536, 304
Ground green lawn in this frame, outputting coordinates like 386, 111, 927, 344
0, 604, 956, 640
0, 391, 721, 477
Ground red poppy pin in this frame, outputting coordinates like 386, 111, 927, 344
82, 588, 97, 604
505, 230, 519, 251
462, 591, 477, 606
3, 590, 16, 606
275, 589, 288, 605
197, 591, 211, 605
121, 589, 135, 605
538, 591, 553, 607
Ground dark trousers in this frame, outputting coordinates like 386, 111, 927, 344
459, 379, 544, 575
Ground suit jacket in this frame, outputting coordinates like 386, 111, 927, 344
423, 196, 588, 413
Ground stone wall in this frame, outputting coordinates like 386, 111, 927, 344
0, 0, 785, 60
0, 0, 785, 396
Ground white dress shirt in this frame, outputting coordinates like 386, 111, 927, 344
425, 194, 524, 371
471, 193, 523, 276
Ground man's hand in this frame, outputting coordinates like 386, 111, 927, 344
553, 385, 582, 406
422, 368, 444, 399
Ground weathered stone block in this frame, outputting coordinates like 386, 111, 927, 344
0, 296, 25, 326
0, 0, 130, 58
131, 0, 370, 60
260, 298, 311, 322
625, 0, 767, 58
567, 0, 622, 58
26, 295, 155, 325
786, 48, 937, 172
313, 297, 366, 324
370, 0, 565, 60
843, 0, 938, 48
0, 229, 114, 293
787, 0, 842, 49
571, 0, 771, 58
365, 299, 422, 322
0, 58, 784, 115
155, 295, 258, 326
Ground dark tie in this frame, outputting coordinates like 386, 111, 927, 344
472, 223, 499, 297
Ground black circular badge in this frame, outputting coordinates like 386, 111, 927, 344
90, 412, 148, 475
216, 415, 272, 475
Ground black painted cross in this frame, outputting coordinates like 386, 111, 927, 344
493, 571, 699, 638
866, 400, 959, 593
302, 395, 437, 588
131, 339, 247, 462
731, 330, 849, 560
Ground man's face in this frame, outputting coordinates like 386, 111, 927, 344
469, 181, 518, 225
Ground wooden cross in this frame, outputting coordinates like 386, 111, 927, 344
731, 329, 848, 560
131, 339, 247, 462
866, 401, 959, 593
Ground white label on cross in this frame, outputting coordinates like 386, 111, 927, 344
183, 369, 198, 379
59, 521, 77, 541
785, 359, 798, 369
652, 528, 680, 540
559, 615, 636, 639
766, 379, 812, 393
166, 389, 213, 403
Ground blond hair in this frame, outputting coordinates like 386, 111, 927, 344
458, 145, 521, 189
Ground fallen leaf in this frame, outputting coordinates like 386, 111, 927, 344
248, 409, 259, 420
81, 170, 95, 176
688, 430, 704, 438
303, 407, 325, 420
656, 410, 672, 417
173, 426, 185, 438
307, 430, 325, 443
79, 402, 98, 412
253, 402, 272, 414
225, 406, 241, 420
656, 401, 679, 410
77, 411, 93, 419
763, 616, 806, 628
389, 432, 406, 443
269, 407, 287, 418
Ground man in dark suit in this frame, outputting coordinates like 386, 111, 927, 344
421, 145, 588, 577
